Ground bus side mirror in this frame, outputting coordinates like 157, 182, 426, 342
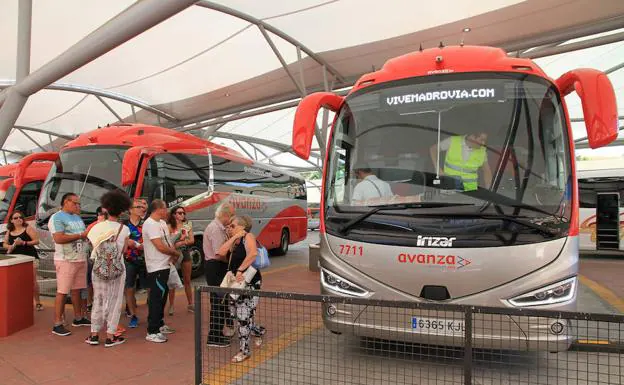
121, 146, 161, 186
292, 92, 344, 159
14, 152, 58, 188
556, 69, 618, 149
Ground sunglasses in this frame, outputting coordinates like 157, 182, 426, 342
11, 216, 23, 220
176, 211, 186, 216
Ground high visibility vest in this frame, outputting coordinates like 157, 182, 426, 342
443, 135, 486, 191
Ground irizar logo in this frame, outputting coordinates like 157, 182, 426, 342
416, 235, 456, 247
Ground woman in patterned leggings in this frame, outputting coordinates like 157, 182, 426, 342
85, 190, 132, 348
217, 215, 266, 363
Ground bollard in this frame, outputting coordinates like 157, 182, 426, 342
308, 243, 320, 272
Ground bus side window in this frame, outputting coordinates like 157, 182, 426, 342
14, 181, 43, 217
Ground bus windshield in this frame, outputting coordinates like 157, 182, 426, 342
37, 147, 127, 222
325, 73, 572, 244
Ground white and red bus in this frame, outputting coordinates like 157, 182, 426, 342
0, 154, 55, 237
35, 124, 307, 277
291, 45, 618, 351
578, 167, 624, 254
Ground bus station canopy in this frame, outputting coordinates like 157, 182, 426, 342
1, 0, 624, 167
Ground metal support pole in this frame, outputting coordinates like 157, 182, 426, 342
131, 105, 137, 123
15, 125, 75, 141
0, 0, 32, 151
297, 46, 307, 96
234, 140, 255, 160
520, 31, 624, 59
2, 151, 7, 165
17, 128, 46, 151
16, 0, 32, 82
96, 95, 123, 122
0, 90, 28, 149
464, 308, 473, 385
14, 0, 198, 98
48, 134, 54, 151
194, 288, 202, 385
606, 62, 624, 75
258, 25, 305, 96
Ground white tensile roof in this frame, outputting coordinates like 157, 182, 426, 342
1, 0, 623, 167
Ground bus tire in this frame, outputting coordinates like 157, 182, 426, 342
189, 237, 205, 279
273, 228, 290, 256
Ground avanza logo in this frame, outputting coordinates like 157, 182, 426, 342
416, 235, 456, 247
397, 253, 472, 269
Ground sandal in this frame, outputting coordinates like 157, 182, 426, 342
35, 303, 44, 311
231, 352, 250, 363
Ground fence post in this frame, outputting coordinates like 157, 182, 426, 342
194, 287, 203, 385
464, 307, 473, 385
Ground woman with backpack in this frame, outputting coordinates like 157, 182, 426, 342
166, 206, 194, 315
85, 190, 132, 348
217, 215, 266, 363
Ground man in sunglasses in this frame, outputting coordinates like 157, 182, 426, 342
123, 198, 148, 329
49, 193, 90, 337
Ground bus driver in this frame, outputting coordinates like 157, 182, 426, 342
429, 132, 493, 191
351, 165, 393, 204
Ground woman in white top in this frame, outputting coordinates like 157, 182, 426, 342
85, 190, 132, 348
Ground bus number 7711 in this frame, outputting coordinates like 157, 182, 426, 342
339, 244, 363, 256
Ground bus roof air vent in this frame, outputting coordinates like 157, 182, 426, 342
137, 129, 144, 135
512, 65, 533, 71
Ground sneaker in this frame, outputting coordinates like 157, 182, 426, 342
159, 325, 175, 334
125, 305, 131, 318
206, 337, 231, 347
52, 324, 72, 336
128, 315, 138, 328
105, 336, 126, 348
168, 306, 174, 316
72, 318, 91, 327
85, 335, 99, 345
187, 304, 195, 313
146, 333, 167, 343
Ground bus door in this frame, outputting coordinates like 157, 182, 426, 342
596, 192, 620, 250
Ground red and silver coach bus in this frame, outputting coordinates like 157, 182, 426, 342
0, 154, 55, 237
291, 45, 618, 351
35, 124, 307, 276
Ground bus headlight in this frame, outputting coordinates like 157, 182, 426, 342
321, 268, 369, 297
508, 277, 576, 307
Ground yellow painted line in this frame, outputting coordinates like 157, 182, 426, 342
262, 263, 308, 277
579, 274, 624, 313
577, 339, 610, 345
204, 317, 323, 385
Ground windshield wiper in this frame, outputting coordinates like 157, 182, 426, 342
337, 202, 474, 235
406, 212, 559, 237
461, 187, 563, 221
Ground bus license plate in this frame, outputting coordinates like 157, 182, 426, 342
411, 317, 465, 335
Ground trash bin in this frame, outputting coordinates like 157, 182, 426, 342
0, 255, 34, 337
309, 243, 320, 272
